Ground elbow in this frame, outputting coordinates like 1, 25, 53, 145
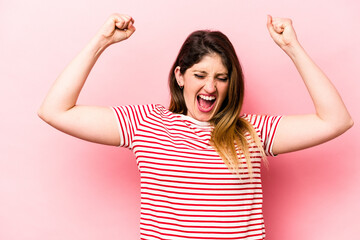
346, 117, 354, 130
334, 116, 354, 136
343, 113, 354, 131
38, 105, 71, 125
37, 106, 53, 124
37, 107, 48, 122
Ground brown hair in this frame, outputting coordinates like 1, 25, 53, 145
168, 30, 266, 178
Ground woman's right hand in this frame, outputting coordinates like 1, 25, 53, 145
96, 13, 136, 46
38, 14, 137, 146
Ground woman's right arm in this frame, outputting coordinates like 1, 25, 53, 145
38, 14, 136, 146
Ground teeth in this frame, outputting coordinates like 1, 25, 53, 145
199, 95, 216, 101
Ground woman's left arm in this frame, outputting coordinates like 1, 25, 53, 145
266, 15, 353, 155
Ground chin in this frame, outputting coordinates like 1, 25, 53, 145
196, 116, 211, 122
194, 109, 216, 122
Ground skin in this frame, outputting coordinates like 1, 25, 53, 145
266, 15, 353, 154
38, 13, 353, 155
37, 14, 136, 146
174, 54, 229, 122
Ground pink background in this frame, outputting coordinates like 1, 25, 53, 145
1, 0, 359, 239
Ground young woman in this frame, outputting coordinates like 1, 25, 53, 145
38, 13, 353, 240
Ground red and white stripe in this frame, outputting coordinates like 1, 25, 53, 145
112, 104, 282, 240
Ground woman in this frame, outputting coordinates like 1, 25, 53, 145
38, 13, 353, 240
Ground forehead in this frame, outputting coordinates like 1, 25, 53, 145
190, 54, 228, 74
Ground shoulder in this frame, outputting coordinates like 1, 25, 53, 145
112, 104, 171, 122
240, 113, 283, 131
114, 104, 166, 113
149, 104, 172, 117
113, 104, 175, 116
131, 104, 179, 122
240, 113, 265, 126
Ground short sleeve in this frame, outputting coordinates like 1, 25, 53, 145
111, 105, 154, 149
242, 114, 283, 156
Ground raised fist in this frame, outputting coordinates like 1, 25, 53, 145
267, 15, 299, 49
97, 13, 136, 46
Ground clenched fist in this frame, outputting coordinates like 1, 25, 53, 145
96, 13, 136, 46
267, 15, 299, 50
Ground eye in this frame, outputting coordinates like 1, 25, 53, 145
194, 74, 205, 79
217, 77, 228, 82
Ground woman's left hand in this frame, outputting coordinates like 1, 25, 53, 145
266, 15, 299, 50
267, 15, 353, 155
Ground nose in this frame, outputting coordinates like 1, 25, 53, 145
203, 78, 217, 93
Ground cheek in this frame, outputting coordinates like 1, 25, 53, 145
183, 87, 196, 104
219, 83, 229, 99
184, 81, 200, 98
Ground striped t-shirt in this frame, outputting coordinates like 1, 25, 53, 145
112, 104, 282, 240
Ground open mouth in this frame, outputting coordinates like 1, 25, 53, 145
197, 94, 216, 112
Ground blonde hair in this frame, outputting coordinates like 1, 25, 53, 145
168, 30, 266, 178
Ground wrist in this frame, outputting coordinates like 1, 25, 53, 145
282, 41, 305, 60
85, 34, 112, 57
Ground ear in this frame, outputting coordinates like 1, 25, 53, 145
174, 66, 184, 87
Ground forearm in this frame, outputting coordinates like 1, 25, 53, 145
268, 16, 353, 154
285, 43, 353, 129
38, 35, 109, 118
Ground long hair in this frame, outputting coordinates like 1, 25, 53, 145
168, 30, 266, 178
